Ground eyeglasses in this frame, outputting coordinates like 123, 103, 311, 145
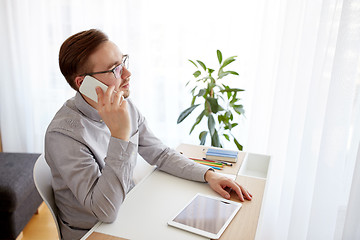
81, 55, 129, 79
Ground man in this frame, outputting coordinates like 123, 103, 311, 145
45, 29, 252, 240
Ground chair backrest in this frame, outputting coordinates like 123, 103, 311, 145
33, 154, 62, 240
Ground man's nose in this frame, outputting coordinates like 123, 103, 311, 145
121, 67, 131, 79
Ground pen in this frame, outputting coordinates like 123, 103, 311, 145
201, 158, 218, 163
203, 158, 233, 166
202, 157, 231, 164
195, 163, 222, 170
189, 157, 219, 164
192, 159, 223, 166
208, 165, 222, 170
189, 157, 232, 167
195, 161, 223, 169
193, 160, 223, 168
220, 161, 233, 166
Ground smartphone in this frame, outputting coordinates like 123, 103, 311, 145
79, 75, 108, 103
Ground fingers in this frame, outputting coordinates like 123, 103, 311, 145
229, 181, 253, 201
209, 176, 253, 202
94, 86, 130, 141
238, 183, 252, 200
113, 90, 125, 106
104, 85, 116, 105
226, 181, 245, 202
96, 87, 104, 105
96, 86, 125, 107
213, 185, 233, 200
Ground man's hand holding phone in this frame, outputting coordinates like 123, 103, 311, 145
96, 85, 131, 141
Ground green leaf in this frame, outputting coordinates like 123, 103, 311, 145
198, 76, 210, 83
218, 70, 240, 79
199, 131, 208, 145
220, 56, 236, 70
193, 70, 201, 78
219, 88, 245, 93
197, 89, 206, 97
189, 59, 198, 67
234, 137, 243, 151
224, 123, 238, 130
217, 104, 225, 112
177, 104, 200, 124
208, 68, 215, 75
233, 104, 245, 115
197, 60, 207, 71
196, 76, 208, 82
218, 71, 231, 79
232, 91, 238, 101
230, 96, 239, 105
222, 84, 230, 89
190, 86, 197, 96
217, 94, 225, 102
190, 110, 206, 134
218, 114, 224, 123
217, 50, 222, 64
223, 133, 230, 141
208, 114, 215, 135
218, 114, 229, 125
221, 84, 231, 98
206, 97, 219, 113
225, 111, 233, 120
211, 129, 221, 147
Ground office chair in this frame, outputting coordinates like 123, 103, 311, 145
33, 154, 62, 240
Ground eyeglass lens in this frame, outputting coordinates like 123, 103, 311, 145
114, 56, 129, 79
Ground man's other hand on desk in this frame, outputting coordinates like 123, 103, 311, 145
204, 170, 253, 202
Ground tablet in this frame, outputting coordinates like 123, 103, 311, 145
168, 193, 242, 239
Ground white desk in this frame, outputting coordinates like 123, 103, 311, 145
82, 144, 271, 240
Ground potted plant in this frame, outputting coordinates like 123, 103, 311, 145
177, 50, 245, 150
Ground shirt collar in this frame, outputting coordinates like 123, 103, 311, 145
75, 92, 103, 122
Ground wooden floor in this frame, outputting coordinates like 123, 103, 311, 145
21, 201, 59, 240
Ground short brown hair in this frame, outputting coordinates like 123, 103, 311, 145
59, 29, 109, 90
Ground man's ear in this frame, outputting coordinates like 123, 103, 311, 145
75, 76, 84, 89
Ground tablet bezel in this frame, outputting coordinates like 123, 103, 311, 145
167, 193, 242, 239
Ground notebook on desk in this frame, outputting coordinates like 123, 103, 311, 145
206, 148, 239, 163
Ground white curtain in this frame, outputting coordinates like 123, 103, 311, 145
248, 0, 360, 239
1, 0, 360, 239
0, 0, 256, 151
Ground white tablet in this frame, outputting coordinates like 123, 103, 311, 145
168, 193, 242, 239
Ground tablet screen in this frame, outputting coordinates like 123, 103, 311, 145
168, 193, 242, 239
